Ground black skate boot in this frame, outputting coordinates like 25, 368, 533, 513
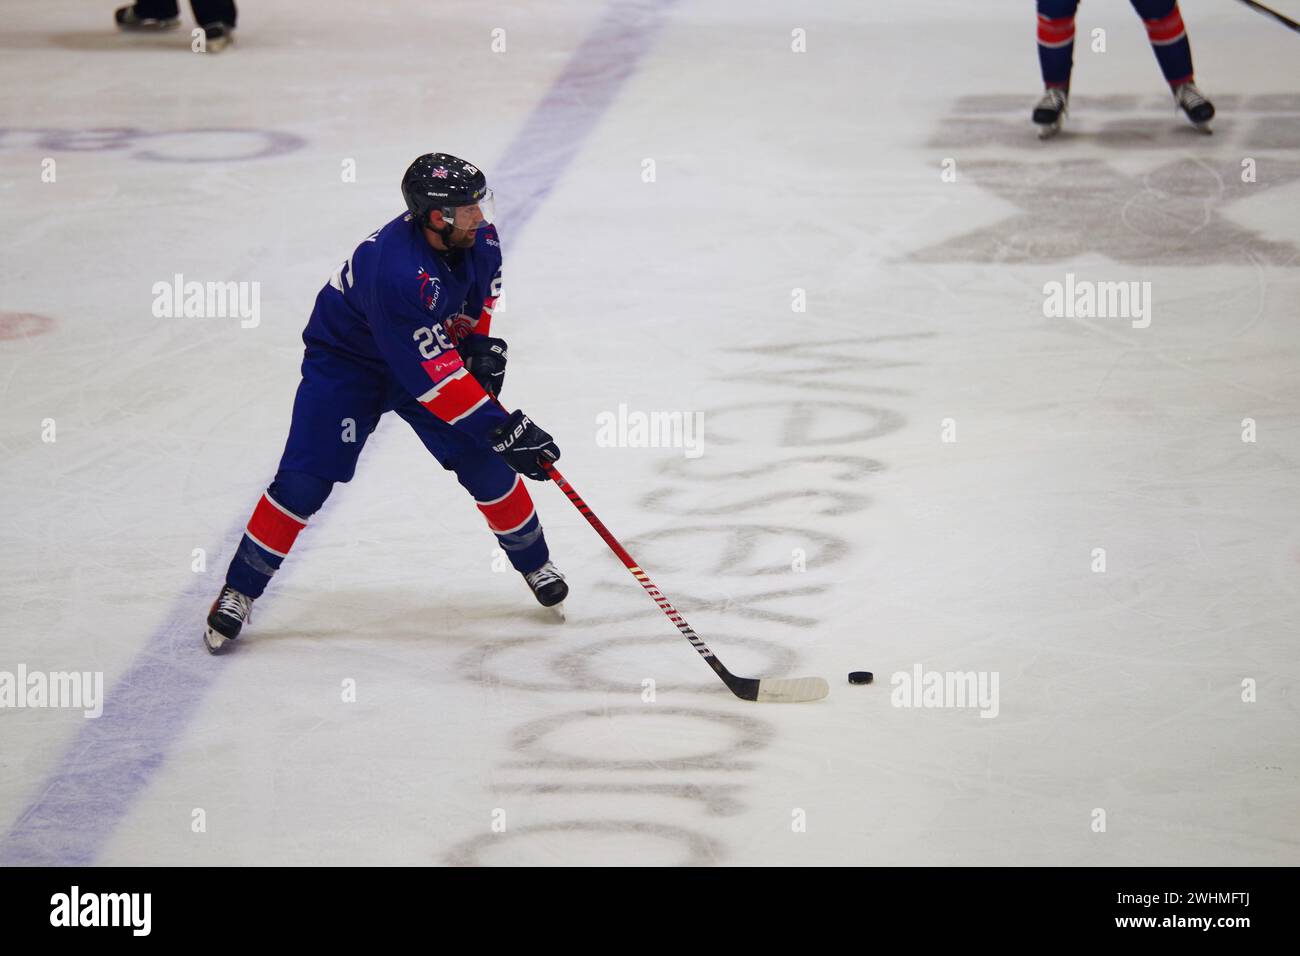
200, 21, 234, 52
1173, 82, 1214, 133
523, 561, 568, 620
114, 5, 180, 30
205, 585, 253, 654
1032, 87, 1068, 139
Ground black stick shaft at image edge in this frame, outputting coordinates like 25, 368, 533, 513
1236, 0, 1300, 33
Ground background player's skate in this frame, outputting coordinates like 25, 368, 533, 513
1033, 87, 1069, 138
1173, 81, 1215, 131
1033, 0, 1215, 134
115, 0, 237, 50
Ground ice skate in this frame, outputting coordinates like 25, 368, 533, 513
200, 21, 234, 52
204, 585, 253, 654
1173, 82, 1214, 133
114, 5, 179, 30
523, 561, 567, 620
1032, 87, 1068, 139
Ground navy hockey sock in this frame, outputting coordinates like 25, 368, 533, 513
1037, 0, 1079, 89
1131, 0, 1194, 87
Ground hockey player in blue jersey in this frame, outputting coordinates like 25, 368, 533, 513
204, 153, 566, 653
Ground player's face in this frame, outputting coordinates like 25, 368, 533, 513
445, 203, 484, 247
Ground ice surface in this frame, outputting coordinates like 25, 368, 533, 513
1, 0, 1297, 865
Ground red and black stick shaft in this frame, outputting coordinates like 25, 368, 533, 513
540, 460, 738, 688
485, 395, 786, 697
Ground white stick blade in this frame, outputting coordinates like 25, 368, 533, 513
755, 676, 829, 703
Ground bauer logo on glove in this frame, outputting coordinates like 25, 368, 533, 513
489, 409, 560, 481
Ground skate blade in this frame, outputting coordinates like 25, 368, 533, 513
1036, 123, 1061, 140
203, 626, 230, 654
118, 18, 180, 31
548, 601, 566, 622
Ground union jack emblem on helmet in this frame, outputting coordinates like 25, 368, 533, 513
430, 167, 449, 178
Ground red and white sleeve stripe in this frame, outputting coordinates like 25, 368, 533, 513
476, 295, 498, 336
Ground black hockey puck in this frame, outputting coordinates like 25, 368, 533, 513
848, 671, 873, 685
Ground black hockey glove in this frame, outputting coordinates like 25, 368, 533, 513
489, 410, 560, 481
459, 334, 508, 397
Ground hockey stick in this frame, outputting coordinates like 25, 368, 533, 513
1235, 0, 1300, 33
540, 459, 829, 703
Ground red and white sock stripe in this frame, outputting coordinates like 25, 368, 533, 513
1143, 6, 1186, 45
245, 492, 307, 558
1037, 14, 1076, 48
476, 475, 537, 534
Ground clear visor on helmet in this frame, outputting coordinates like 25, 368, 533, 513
438, 188, 495, 232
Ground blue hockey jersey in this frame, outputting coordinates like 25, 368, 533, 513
302, 212, 508, 438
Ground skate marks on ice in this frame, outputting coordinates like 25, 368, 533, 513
914, 95, 1300, 266
447, 334, 918, 864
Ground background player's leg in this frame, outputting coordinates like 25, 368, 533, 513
1036, 0, 1078, 90
1130, 0, 1194, 88
1129, 0, 1214, 127
1033, 0, 1078, 134
207, 348, 385, 652
115, 0, 181, 28
190, 0, 237, 26
190, 0, 236, 48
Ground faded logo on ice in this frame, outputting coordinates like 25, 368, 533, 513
913, 95, 1300, 267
